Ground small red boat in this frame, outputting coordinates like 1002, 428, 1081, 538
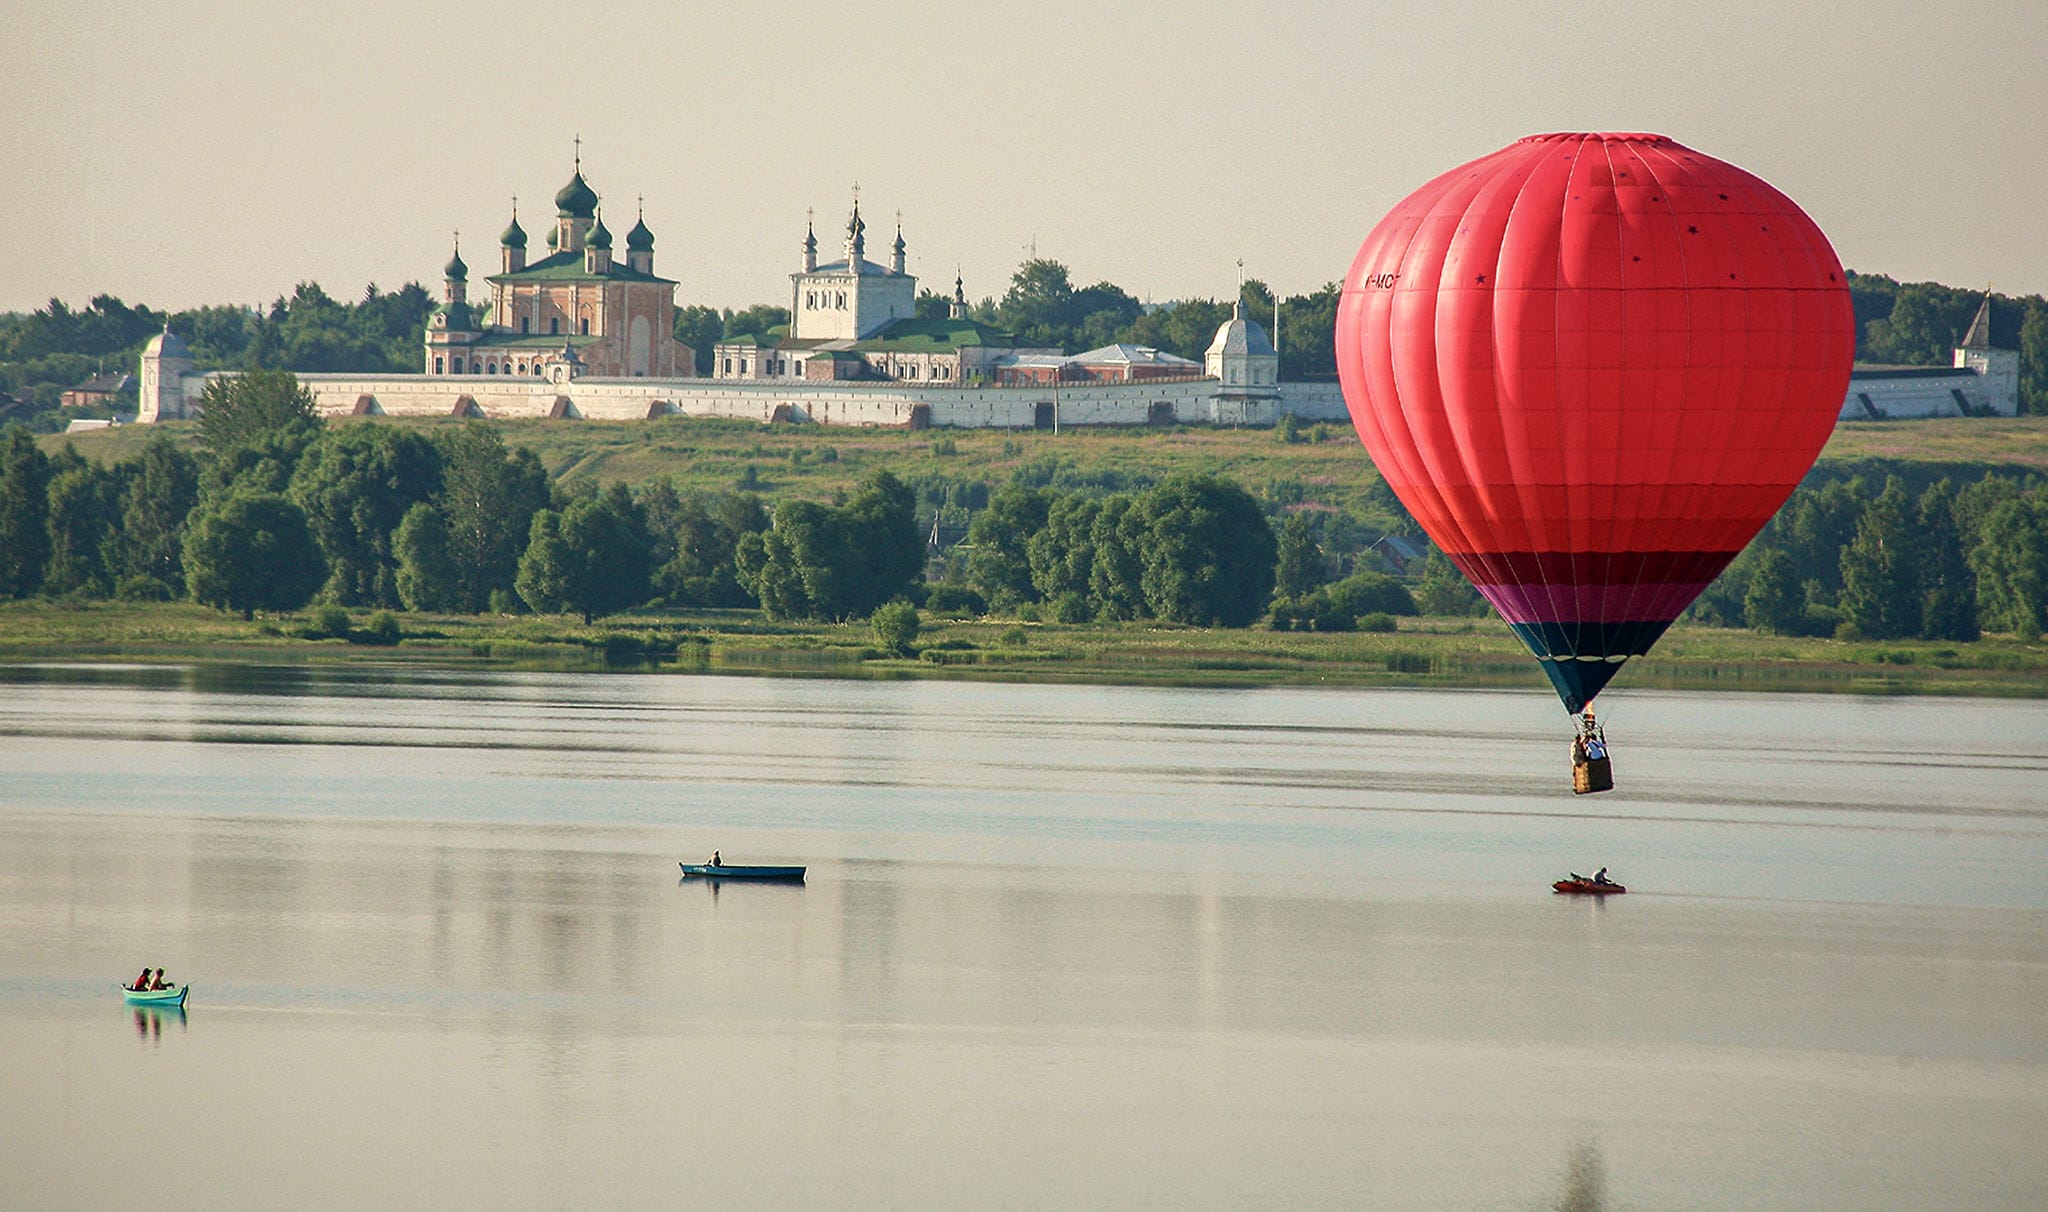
1553, 877, 1626, 895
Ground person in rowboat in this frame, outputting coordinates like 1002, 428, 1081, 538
1592, 868, 1612, 886
132, 966, 153, 991
149, 968, 169, 991
708, 850, 721, 867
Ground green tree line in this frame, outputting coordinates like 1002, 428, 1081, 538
1691, 468, 2048, 641
0, 374, 1427, 637
2, 374, 2042, 643
0, 284, 433, 431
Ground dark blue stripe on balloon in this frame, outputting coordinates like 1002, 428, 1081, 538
1505, 619, 1678, 713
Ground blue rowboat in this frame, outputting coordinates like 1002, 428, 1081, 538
121, 983, 189, 1007
680, 863, 805, 882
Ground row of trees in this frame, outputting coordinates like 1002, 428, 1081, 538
947, 477, 1278, 627
0, 370, 924, 627
1, 370, 2042, 641
1693, 470, 2048, 641
0, 372, 552, 619
0, 284, 435, 429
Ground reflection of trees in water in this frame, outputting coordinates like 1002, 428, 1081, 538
1556, 1140, 1605, 1212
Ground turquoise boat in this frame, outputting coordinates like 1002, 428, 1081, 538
122, 983, 189, 1007
679, 863, 805, 882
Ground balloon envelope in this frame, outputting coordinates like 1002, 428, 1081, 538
1336, 133, 1854, 712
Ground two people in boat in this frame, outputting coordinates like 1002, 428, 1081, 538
1571, 710, 1608, 764
130, 966, 170, 991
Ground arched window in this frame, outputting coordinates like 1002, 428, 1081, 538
550, 317, 560, 335
580, 317, 590, 335
435, 357, 444, 374
486, 361, 496, 375
519, 317, 530, 334
452, 357, 464, 374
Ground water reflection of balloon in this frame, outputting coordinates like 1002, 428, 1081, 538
1337, 133, 1854, 713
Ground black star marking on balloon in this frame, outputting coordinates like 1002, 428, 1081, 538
1687, 226, 1700, 234
1475, 274, 1487, 284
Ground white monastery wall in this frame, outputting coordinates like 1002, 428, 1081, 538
154, 366, 1365, 430
1838, 369, 2012, 421
1276, 381, 1349, 421
178, 360, 2032, 431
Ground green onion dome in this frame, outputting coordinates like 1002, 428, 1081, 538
587, 216, 613, 250
500, 215, 527, 249
444, 247, 468, 280
626, 215, 654, 251
554, 171, 598, 218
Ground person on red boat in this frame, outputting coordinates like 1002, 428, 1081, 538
1592, 867, 1612, 886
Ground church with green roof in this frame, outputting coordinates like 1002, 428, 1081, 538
424, 152, 694, 381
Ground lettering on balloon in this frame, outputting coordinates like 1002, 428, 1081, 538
1360, 272, 1400, 290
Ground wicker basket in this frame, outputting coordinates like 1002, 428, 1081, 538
1573, 756, 1614, 795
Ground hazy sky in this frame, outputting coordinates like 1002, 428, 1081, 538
4, 0, 2043, 315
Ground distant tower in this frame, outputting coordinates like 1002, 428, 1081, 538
137, 322, 194, 422
585, 210, 613, 274
844, 198, 866, 266
1953, 293, 2020, 416
802, 211, 817, 273
625, 201, 655, 275
1206, 298, 1280, 423
500, 201, 527, 273
423, 236, 480, 373
553, 141, 599, 255
442, 237, 470, 312
892, 217, 907, 275
951, 271, 967, 320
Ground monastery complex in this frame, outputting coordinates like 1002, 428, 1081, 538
137, 158, 2016, 429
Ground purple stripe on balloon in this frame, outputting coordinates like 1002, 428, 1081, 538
1476, 579, 1713, 625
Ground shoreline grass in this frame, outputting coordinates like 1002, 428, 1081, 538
3, 599, 2043, 701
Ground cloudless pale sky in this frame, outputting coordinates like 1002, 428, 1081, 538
3, 0, 2042, 315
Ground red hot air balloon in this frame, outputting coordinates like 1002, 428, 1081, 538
1336, 133, 1854, 716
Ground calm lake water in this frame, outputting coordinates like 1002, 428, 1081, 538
1, 664, 2044, 1209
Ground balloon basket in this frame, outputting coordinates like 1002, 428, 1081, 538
1573, 757, 1614, 795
